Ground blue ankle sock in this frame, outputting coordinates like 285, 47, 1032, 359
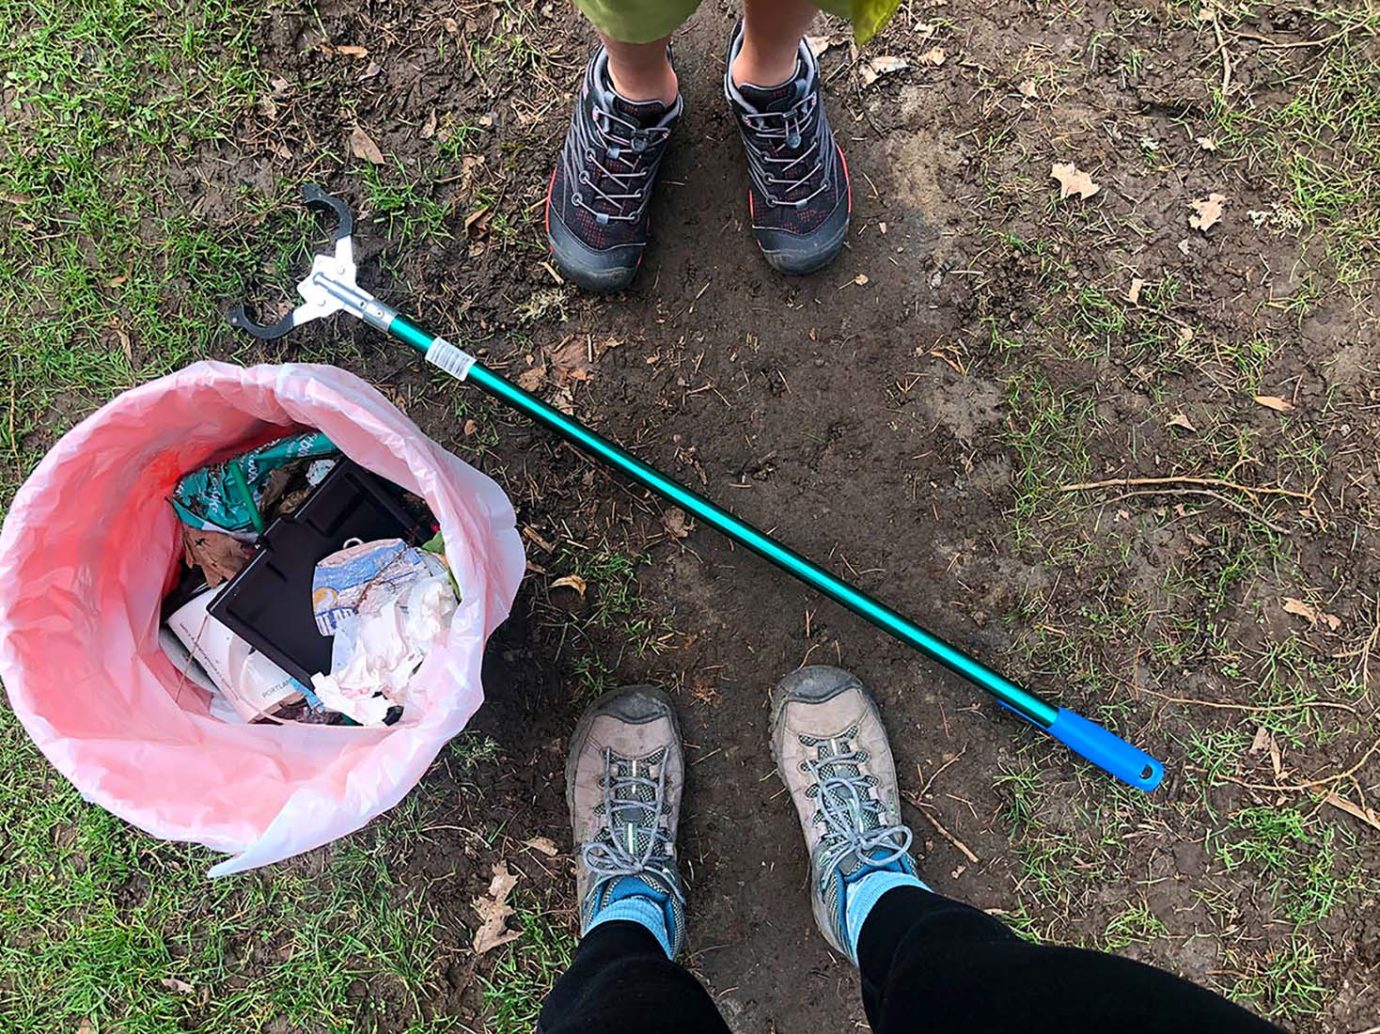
844, 870, 927, 962
585, 876, 676, 958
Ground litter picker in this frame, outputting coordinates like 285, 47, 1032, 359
230, 184, 1166, 792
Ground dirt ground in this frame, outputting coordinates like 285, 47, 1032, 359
6, 0, 1380, 1031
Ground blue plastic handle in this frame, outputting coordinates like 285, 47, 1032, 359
1045, 708, 1164, 790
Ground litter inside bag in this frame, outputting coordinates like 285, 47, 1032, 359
0, 361, 524, 875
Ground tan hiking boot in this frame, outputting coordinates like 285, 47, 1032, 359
565, 685, 687, 957
771, 665, 921, 961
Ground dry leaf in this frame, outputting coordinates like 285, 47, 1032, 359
183, 528, 255, 588
919, 46, 947, 66
1189, 193, 1226, 231
1050, 162, 1100, 200
1254, 394, 1294, 413
257, 95, 278, 120
472, 861, 521, 955
443, 16, 458, 33
1322, 792, 1380, 832
1177, 326, 1195, 344
551, 574, 587, 598
1166, 412, 1197, 432
77, 1020, 95, 1034
160, 978, 194, 995
523, 836, 560, 857
1196, 135, 1218, 152
805, 33, 846, 57
420, 109, 437, 139
550, 336, 594, 385
860, 55, 909, 86
1017, 79, 1038, 98
515, 362, 547, 392
358, 60, 382, 81
662, 506, 690, 540
348, 125, 385, 165
1249, 725, 1272, 754
852, 273, 870, 286
1281, 597, 1341, 631
1127, 277, 1145, 304
334, 44, 368, 57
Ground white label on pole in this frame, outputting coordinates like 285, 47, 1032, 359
426, 338, 476, 381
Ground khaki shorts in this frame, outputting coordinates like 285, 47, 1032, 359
575, 0, 854, 44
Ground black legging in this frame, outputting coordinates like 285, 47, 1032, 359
538, 886, 1282, 1033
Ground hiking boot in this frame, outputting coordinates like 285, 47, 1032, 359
724, 22, 851, 275
546, 48, 682, 292
771, 665, 921, 961
566, 685, 687, 957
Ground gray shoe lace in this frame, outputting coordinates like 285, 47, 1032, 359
566, 102, 671, 224
802, 731, 913, 875
581, 748, 683, 897
739, 93, 828, 208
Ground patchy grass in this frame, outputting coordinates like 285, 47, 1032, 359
0, 0, 280, 500
1214, 8, 1380, 290
480, 900, 575, 1034
0, 709, 457, 1034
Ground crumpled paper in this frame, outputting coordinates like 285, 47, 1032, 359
311, 574, 458, 724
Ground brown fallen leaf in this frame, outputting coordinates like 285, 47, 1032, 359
1017, 79, 1038, 99
334, 44, 369, 57
348, 125, 385, 165
1281, 597, 1341, 631
1127, 277, 1145, 304
472, 861, 521, 955
1189, 193, 1226, 231
805, 33, 846, 57
1249, 725, 1273, 755
183, 528, 256, 588
662, 506, 691, 540
420, 109, 437, 139
523, 836, 560, 857
160, 977, 194, 995
1254, 394, 1294, 413
1196, 135, 1218, 152
1166, 412, 1197, 432
77, 1020, 95, 1034
1050, 162, 1100, 200
515, 362, 547, 392
919, 46, 947, 66
860, 54, 908, 86
551, 574, 587, 598
358, 59, 383, 81
550, 336, 594, 385
1322, 792, 1380, 832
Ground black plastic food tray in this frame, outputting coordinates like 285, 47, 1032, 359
209, 459, 432, 685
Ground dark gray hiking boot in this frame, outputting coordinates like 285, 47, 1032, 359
566, 685, 687, 957
546, 48, 682, 292
771, 666, 920, 961
724, 21, 851, 275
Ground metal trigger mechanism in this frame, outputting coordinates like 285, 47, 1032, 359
226, 183, 397, 340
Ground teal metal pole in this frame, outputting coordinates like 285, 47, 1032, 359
388, 316, 1164, 790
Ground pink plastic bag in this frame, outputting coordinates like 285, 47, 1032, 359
0, 362, 525, 875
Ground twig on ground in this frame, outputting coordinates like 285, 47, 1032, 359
1333, 595, 1380, 690
1059, 474, 1311, 501
1208, 11, 1233, 97
1107, 488, 1294, 534
904, 793, 980, 863
1140, 687, 1360, 716
1219, 738, 1380, 794
918, 747, 966, 799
